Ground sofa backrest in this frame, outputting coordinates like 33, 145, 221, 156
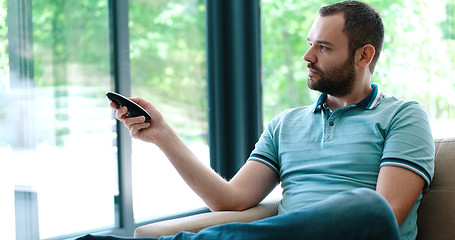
417, 138, 455, 240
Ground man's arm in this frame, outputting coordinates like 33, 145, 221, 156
112, 98, 279, 212
376, 166, 425, 226
153, 126, 279, 211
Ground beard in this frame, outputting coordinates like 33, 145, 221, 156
306, 55, 356, 97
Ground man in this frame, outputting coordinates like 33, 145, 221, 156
79, 1, 434, 239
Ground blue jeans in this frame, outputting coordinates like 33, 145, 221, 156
77, 188, 400, 240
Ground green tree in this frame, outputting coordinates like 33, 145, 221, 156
129, 0, 207, 136
0, 0, 8, 91
31, 0, 111, 146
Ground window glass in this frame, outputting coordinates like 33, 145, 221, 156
129, 0, 208, 221
0, 1, 13, 239
0, 0, 117, 238
261, 0, 455, 138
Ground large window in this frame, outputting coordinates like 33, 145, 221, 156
1, 0, 209, 238
128, 0, 208, 221
2, 0, 209, 238
1, 0, 116, 239
261, 0, 455, 138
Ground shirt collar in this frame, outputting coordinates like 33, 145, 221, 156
313, 84, 383, 112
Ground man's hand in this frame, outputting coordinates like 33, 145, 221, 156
110, 97, 169, 144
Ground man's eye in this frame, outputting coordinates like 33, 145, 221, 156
320, 45, 326, 50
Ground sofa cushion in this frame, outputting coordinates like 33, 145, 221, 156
417, 138, 455, 240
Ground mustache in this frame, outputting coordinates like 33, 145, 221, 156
307, 63, 322, 75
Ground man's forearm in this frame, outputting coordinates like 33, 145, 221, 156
154, 125, 239, 211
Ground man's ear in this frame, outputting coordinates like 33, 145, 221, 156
356, 44, 375, 68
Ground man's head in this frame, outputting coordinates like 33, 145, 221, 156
319, 1, 384, 73
303, 1, 384, 97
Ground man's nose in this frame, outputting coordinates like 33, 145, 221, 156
302, 47, 315, 64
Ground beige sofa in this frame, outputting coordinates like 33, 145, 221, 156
135, 138, 455, 240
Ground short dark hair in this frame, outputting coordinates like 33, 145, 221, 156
319, 1, 384, 73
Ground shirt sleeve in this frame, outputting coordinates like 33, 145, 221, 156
380, 101, 435, 187
247, 113, 283, 175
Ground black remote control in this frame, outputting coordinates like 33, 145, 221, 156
106, 92, 152, 120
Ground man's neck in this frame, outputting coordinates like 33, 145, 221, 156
326, 83, 372, 110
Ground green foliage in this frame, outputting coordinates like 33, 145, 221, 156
129, 0, 207, 134
1, 0, 453, 133
31, 0, 110, 87
441, 1, 455, 40
0, 0, 8, 90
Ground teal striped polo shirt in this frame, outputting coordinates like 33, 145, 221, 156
248, 84, 435, 239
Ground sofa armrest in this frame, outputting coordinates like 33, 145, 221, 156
134, 200, 280, 238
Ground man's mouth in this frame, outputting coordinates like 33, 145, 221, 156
308, 68, 319, 76
307, 63, 321, 76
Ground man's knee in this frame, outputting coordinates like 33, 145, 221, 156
343, 188, 399, 236
344, 188, 395, 217
351, 188, 393, 212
